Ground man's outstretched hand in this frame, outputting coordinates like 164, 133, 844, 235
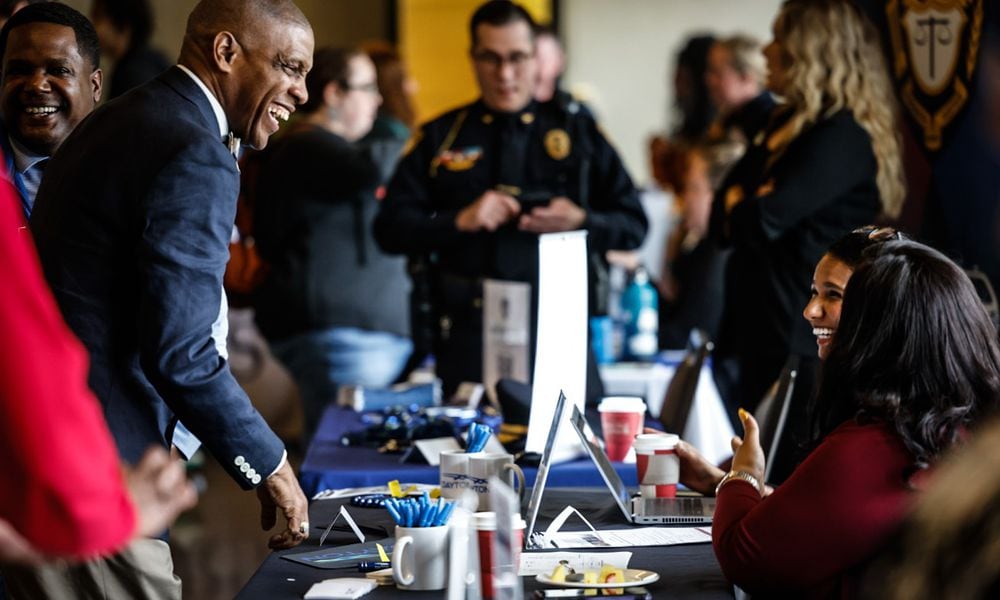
257, 460, 309, 550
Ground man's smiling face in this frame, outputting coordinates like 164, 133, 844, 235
1, 21, 101, 156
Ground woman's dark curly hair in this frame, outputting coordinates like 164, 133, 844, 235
812, 240, 1000, 469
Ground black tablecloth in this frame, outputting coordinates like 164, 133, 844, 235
236, 489, 733, 599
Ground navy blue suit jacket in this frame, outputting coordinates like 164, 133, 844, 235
31, 67, 283, 490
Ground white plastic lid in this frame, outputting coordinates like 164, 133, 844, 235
597, 396, 647, 413
473, 511, 527, 531
632, 432, 679, 452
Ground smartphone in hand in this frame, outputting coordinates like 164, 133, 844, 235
517, 190, 552, 213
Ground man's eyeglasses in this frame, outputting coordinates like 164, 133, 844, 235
852, 226, 901, 241
472, 50, 533, 71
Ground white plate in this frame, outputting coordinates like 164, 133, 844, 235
535, 568, 660, 589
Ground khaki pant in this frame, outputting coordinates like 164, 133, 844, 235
2, 539, 181, 600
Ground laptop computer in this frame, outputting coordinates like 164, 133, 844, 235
523, 390, 567, 549
570, 405, 715, 525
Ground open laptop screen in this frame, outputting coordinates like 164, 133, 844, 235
524, 390, 567, 548
569, 404, 633, 522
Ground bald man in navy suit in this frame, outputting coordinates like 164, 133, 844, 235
19, 1, 314, 596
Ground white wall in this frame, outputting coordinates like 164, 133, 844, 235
561, 0, 782, 187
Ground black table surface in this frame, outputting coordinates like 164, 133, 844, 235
236, 489, 734, 599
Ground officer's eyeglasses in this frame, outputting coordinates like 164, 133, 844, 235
341, 81, 380, 94
472, 50, 533, 71
852, 226, 901, 241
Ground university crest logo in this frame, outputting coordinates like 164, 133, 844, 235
886, 0, 984, 150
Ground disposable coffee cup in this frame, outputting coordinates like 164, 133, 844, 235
598, 396, 646, 462
474, 512, 526, 600
633, 433, 679, 498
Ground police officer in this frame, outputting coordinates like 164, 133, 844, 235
374, 0, 647, 396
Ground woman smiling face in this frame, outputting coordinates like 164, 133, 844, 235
803, 253, 855, 360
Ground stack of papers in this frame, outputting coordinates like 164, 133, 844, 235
304, 578, 377, 599
546, 526, 712, 548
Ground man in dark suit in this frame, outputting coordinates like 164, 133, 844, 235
20, 0, 314, 596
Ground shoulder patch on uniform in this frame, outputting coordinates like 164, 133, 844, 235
434, 146, 483, 172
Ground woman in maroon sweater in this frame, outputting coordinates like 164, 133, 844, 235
713, 240, 1000, 597
677, 226, 906, 494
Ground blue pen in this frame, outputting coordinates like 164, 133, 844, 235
385, 502, 403, 525
358, 561, 391, 572
466, 426, 478, 452
401, 502, 411, 527
477, 424, 488, 447
437, 502, 455, 526
424, 505, 438, 527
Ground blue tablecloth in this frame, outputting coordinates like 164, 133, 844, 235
299, 406, 642, 496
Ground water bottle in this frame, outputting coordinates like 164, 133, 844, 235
621, 267, 659, 361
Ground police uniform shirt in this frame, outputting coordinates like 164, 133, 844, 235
374, 98, 647, 282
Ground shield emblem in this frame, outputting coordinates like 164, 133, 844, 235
886, 0, 984, 151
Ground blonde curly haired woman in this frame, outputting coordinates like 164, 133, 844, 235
710, 0, 906, 467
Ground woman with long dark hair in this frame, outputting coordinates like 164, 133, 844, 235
676, 225, 905, 493
713, 240, 1000, 597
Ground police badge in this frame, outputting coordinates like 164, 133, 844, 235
886, 0, 984, 151
543, 129, 571, 160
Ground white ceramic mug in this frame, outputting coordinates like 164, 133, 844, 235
392, 524, 450, 591
467, 453, 526, 511
439, 450, 474, 500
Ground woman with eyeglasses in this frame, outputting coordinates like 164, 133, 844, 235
710, 0, 905, 443
251, 47, 412, 442
713, 239, 1000, 597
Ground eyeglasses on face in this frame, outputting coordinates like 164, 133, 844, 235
852, 226, 901, 241
341, 81, 379, 94
472, 50, 533, 70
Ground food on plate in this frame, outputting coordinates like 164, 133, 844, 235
548, 561, 627, 585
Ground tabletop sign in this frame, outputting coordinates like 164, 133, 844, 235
319, 505, 366, 546
483, 279, 532, 404
413, 437, 463, 466
526, 231, 588, 461
490, 477, 524, 600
